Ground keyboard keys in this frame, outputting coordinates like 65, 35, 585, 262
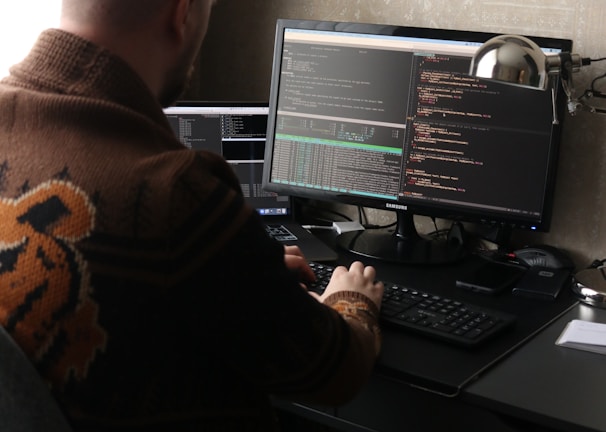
308, 262, 516, 347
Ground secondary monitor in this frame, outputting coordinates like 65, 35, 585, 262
262, 19, 572, 265
163, 102, 291, 216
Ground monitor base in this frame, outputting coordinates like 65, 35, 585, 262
336, 212, 468, 265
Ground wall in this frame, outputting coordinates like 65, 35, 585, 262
186, 0, 606, 268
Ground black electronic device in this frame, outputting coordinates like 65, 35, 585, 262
512, 266, 570, 301
456, 257, 526, 295
509, 245, 574, 301
513, 245, 574, 270
262, 19, 572, 265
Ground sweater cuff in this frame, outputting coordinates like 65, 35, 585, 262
323, 291, 381, 354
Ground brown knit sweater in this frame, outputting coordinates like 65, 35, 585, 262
0, 29, 381, 431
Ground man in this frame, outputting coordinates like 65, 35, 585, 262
0, 0, 384, 430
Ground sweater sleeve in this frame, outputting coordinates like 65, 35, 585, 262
324, 290, 382, 358
127, 149, 384, 409
280, 290, 383, 406
196, 212, 383, 406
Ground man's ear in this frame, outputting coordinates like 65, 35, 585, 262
168, 0, 193, 43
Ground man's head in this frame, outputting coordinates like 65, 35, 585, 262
60, 0, 216, 106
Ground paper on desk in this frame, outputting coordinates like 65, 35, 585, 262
555, 319, 606, 355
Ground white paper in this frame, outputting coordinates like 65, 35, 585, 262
555, 319, 606, 355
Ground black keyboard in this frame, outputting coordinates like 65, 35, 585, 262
308, 262, 517, 347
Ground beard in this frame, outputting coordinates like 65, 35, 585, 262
158, 41, 200, 107
158, 61, 195, 108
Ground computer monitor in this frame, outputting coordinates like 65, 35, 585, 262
262, 19, 572, 265
163, 102, 290, 216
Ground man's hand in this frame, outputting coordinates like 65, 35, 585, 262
321, 261, 383, 310
283, 245, 316, 286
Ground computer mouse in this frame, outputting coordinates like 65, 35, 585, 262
513, 244, 575, 270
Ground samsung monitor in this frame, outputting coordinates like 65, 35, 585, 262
262, 19, 572, 265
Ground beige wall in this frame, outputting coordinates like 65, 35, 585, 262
187, 0, 606, 268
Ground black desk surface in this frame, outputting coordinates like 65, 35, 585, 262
463, 303, 606, 432
325, 240, 579, 396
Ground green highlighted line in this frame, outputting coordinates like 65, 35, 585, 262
276, 134, 402, 155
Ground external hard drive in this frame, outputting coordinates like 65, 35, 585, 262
512, 266, 571, 301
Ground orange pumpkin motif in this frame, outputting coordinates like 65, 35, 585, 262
0, 180, 107, 385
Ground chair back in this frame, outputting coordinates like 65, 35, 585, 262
0, 326, 73, 432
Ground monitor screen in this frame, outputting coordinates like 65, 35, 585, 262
163, 102, 293, 217
262, 19, 572, 264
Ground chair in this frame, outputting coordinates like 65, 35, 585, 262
0, 325, 74, 432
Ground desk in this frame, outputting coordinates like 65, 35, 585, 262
274, 232, 604, 432
464, 303, 606, 432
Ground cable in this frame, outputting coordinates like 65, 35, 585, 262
582, 57, 606, 92
301, 224, 334, 231
367, 221, 397, 230
591, 72, 606, 92
589, 258, 606, 269
294, 197, 353, 223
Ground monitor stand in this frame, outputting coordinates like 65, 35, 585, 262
336, 210, 468, 265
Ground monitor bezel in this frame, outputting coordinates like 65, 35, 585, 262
262, 19, 573, 235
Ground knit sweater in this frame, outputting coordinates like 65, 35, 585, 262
0, 29, 381, 431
